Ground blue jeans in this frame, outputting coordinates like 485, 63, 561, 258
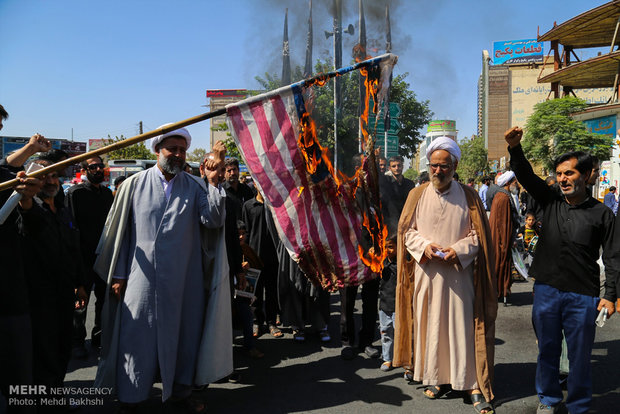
379, 310, 395, 362
532, 282, 599, 414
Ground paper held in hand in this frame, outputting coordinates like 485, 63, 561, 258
235, 268, 261, 304
596, 307, 608, 328
0, 162, 44, 225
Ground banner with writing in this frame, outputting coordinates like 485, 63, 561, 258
493, 39, 543, 65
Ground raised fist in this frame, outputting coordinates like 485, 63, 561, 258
504, 126, 523, 148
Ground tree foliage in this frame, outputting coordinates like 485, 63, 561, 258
210, 121, 244, 161
255, 59, 432, 174
106, 135, 155, 160
403, 167, 418, 181
457, 135, 488, 181
389, 73, 433, 159
523, 97, 614, 171
186, 147, 207, 163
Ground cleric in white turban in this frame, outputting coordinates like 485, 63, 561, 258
426, 136, 461, 162
150, 124, 192, 153
489, 169, 519, 305
94, 122, 232, 411
496, 170, 516, 187
394, 132, 497, 412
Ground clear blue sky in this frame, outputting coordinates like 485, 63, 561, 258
0, 0, 603, 154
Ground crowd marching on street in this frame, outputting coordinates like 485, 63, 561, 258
1, 102, 620, 414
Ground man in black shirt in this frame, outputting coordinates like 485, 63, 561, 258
242, 191, 281, 337
506, 126, 618, 414
22, 155, 87, 402
0, 111, 50, 414
382, 155, 415, 235
223, 158, 255, 219
65, 155, 114, 356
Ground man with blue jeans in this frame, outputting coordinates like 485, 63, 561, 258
505, 126, 618, 414
378, 236, 397, 371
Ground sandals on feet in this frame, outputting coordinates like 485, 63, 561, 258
423, 385, 446, 399
269, 325, 283, 338
403, 368, 414, 382
470, 392, 495, 414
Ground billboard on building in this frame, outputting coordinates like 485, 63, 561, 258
206, 89, 248, 98
493, 39, 543, 65
0, 136, 62, 159
427, 120, 456, 132
583, 115, 616, 138
89, 138, 111, 151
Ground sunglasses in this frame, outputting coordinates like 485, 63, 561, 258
87, 163, 105, 170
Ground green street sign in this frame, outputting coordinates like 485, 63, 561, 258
389, 102, 401, 118
380, 133, 399, 157
368, 100, 401, 119
367, 116, 401, 134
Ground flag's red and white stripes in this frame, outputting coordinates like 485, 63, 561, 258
226, 87, 373, 290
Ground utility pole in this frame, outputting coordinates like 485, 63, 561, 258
333, 0, 342, 170
325, 0, 353, 170
139, 121, 143, 135
358, 0, 366, 153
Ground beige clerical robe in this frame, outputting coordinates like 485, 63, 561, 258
393, 181, 497, 402
404, 181, 479, 390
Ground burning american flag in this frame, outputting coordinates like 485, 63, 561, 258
226, 54, 397, 291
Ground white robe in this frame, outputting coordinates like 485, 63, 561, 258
404, 181, 479, 390
94, 167, 232, 402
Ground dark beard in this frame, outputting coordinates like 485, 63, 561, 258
38, 185, 59, 200
87, 171, 104, 184
159, 155, 183, 176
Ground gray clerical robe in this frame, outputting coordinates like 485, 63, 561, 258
94, 167, 232, 402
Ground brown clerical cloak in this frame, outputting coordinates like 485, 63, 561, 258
393, 182, 497, 402
489, 191, 515, 299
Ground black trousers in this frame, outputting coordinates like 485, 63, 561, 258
254, 264, 279, 326
0, 313, 35, 414
73, 269, 106, 347
29, 287, 74, 413
338, 277, 380, 348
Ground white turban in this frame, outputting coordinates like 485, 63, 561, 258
497, 170, 516, 187
150, 123, 192, 153
426, 136, 461, 161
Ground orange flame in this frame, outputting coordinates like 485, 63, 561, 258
297, 53, 389, 277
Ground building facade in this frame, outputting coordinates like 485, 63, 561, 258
417, 120, 458, 172
207, 89, 252, 149
478, 46, 612, 169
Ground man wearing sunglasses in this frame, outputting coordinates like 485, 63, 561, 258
65, 156, 114, 358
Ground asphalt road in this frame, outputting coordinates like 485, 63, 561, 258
62, 279, 620, 413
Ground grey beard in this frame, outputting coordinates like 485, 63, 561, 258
159, 156, 182, 176
38, 186, 59, 200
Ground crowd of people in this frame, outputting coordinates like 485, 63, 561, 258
1, 100, 618, 414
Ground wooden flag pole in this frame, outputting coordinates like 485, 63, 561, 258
0, 53, 397, 192
0, 108, 226, 192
